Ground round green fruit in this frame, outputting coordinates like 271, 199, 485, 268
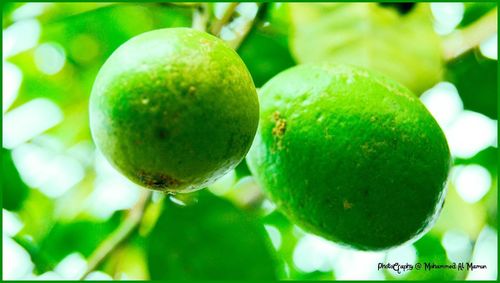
247, 64, 450, 250
90, 28, 259, 192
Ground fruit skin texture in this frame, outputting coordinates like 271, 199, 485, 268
90, 28, 259, 192
247, 64, 450, 250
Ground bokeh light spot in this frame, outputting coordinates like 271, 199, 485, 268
84, 271, 113, 280
84, 151, 141, 220
293, 234, 339, 273
445, 111, 497, 158
385, 244, 417, 277
34, 42, 66, 75
466, 226, 497, 280
208, 169, 235, 196
441, 229, 472, 262
2, 62, 23, 113
421, 82, 464, 128
3, 19, 41, 59
12, 142, 85, 198
264, 225, 282, 250
12, 3, 52, 21
54, 253, 87, 280
3, 98, 63, 149
452, 164, 492, 204
2, 235, 34, 280
431, 3, 464, 35
480, 34, 498, 60
69, 34, 101, 64
2, 210, 24, 237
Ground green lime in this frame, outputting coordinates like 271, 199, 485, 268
247, 64, 450, 250
90, 28, 259, 192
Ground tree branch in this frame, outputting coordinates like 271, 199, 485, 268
192, 3, 210, 32
210, 2, 240, 36
228, 3, 269, 50
79, 190, 151, 280
443, 8, 498, 61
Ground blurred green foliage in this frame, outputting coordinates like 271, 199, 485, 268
2, 149, 29, 211
147, 191, 277, 280
2, 2, 498, 281
238, 3, 295, 87
446, 50, 497, 119
460, 2, 497, 27
39, 215, 121, 263
288, 3, 443, 95
384, 234, 461, 280
262, 210, 336, 280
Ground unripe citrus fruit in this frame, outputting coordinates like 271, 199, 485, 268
90, 28, 259, 192
247, 64, 450, 250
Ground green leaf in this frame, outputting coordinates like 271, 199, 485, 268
433, 184, 487, 239
262, 210, 334, 280
2, 2, 24, 27
288, 3, 443, 95
2, 148, 30, 211
17, 189, 55, 242
238, 4, 295, 87
147, 191, 278, 280
454, 146, 497, 176
410, 234, 458, 280
265, 3, 292, 38
460, 3, 497, 27
37, 213, 121, 263
12, 234, 56, 274
102, 233, 149, 280
239, 27, 296, 87
445, 50, 497, 119
234, 160, 252, 179
37, 4, 191, 65
455, 147, 498, 230
385, 234, 460, 280
483, 181, 498, 230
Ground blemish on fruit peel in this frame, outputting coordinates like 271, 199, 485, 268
343, 200, 353, 210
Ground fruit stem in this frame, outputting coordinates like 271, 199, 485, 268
210, 2, 240, 36
79, 190, 151, 280
443, 7, 497, 61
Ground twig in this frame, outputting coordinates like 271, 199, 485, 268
210, 2, 240, 36
12, 235, 55, 274
443, 8, 498, 61
227, 3, 269, 50
192, 3, 210, 31
79, 190, 151, 280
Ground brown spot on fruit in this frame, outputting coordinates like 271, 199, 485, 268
343, 199, 353, 209
271, 111, 287, 150
272, 120, 286, 137
137, 170, 183, 190
273, 112, 286, 137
